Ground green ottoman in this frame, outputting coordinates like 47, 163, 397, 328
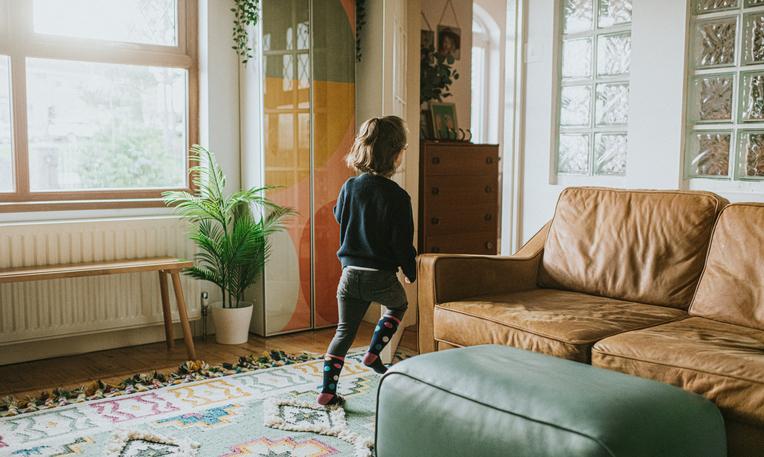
375, 345, 726, 457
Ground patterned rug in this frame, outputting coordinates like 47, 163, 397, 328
0, 351, 395, 456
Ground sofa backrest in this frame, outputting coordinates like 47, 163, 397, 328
538, 187, 727, 309
690, 203, 764, 330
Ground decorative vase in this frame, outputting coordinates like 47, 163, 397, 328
211, 301, 253, 344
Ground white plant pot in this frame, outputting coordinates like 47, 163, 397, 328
211, 301, 253, 345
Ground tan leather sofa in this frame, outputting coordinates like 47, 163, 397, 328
418, 187, 764, 455
592, 202, 764, 455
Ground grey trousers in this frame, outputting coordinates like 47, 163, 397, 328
326, 268, 408, 357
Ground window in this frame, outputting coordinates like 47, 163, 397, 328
686, 0, 764, 181
471, 9, 489, 143
0, 0, 197, 211
555, 0, 632, 176
471, 3, 500, 144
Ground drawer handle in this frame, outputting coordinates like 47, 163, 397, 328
486, 156, 494, 164
432, 157, 440, 165
484, 213, 492, 221
431, 247, 441, 253
485, 241, 494, 250
431, 217, 440, 225
484, 186, 493, 193
432, 187, 440, 195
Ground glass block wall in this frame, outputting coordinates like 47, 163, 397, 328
556, 0, 632, 176
686, 0, 764, 180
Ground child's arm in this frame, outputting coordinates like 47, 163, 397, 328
391, 197, 417, 282
333, 183, 346, 224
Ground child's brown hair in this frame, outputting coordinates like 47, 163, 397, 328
346, 116, 407, 178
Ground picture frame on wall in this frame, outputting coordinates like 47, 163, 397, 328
421, 29, 435, 51
430, 102, 458, 140
437, 25, 461, 60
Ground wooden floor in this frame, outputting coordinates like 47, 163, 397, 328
0, 323, 418, 400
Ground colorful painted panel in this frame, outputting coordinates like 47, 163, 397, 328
263, 0, 312, 334
262, 0, 355, 334
312, 0, 356, 327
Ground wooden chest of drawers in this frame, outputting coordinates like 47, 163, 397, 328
418, 141, 500, 255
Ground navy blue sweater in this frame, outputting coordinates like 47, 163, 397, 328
334, 173, 417, 282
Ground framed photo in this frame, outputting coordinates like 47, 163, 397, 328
420, 109, 434, 139
430, 102, 458, 140
437, 25, 461, 60
421, 29, 435, 51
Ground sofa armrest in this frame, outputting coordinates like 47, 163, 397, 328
417, 222, 549, 354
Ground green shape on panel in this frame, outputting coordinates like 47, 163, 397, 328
312, 0, 355, 83
261, 0, 354, 83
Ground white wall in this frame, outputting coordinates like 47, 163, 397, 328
515, 0, 764, 246
421, 0, 472, 130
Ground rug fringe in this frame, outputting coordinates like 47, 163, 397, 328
0, 350, 320, 417
105, 430, 200, 456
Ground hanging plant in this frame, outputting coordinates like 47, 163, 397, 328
232, 0, 260, 65
356, 0, 367, 61
420, 46, 459, 105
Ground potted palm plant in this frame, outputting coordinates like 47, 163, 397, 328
164, 145, 293, 344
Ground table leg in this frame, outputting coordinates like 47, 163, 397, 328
170, 270, 197, 360
158, 271, 175, 349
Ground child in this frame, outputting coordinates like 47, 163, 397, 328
317, 116, 417, 406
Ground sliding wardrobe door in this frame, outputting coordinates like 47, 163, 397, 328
312, 1, 356, 327
260, 0, 355, 335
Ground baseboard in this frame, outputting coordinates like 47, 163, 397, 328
0, 321, 199, 365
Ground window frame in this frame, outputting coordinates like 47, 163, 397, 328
0, 0, 198, 213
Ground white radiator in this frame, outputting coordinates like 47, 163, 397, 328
0, 217, 201, 345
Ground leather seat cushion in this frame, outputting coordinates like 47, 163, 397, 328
690, 203, 764, 330
539, 187, 727, 309
434, 288, 687, 363
592, 317, 764, 427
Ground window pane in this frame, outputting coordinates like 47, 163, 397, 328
26, 58, 187, 191
737, 130, 764, 179
33, 0, 177, 46
594, 133, 627, 176
595, 82, 629, 126
597, 32, 632, 76
0, 56, 12, 192
694, 17, 737, 69
560, 85, 592, 127
558, 133, 590, 174
562, 38, 593, 79
563, 0, 594, 34
688, 131, 731, 177
598, 0, 632, 28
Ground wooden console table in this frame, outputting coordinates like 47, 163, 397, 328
0, 257, 197, 360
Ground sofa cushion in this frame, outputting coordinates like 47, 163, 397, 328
592, 317, 764, 427
433, 288, 687, 363
539, 187, 727, 309
690, 203, 764, 330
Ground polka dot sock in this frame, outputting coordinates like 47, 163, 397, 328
363, 313, 401, 374
317, 354, 344, 405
